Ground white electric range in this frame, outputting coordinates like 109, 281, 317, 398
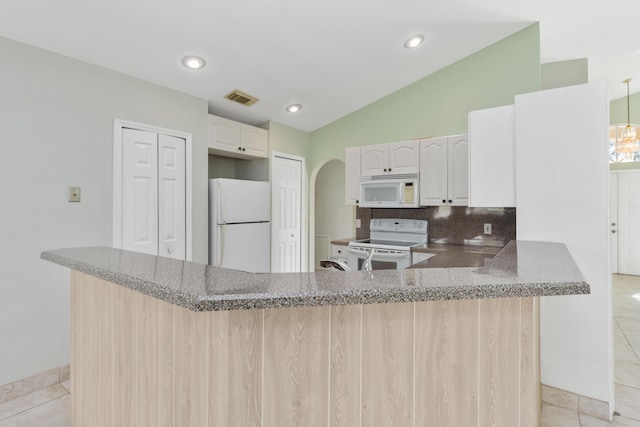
347, 218, 428, 270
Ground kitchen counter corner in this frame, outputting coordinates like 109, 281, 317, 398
41, 240, 589, 312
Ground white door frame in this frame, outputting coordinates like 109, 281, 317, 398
113, 119, 193, 261
271, 151, 307, 272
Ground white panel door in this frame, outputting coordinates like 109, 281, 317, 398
617, 172, 640, 275
447, 134, 469, 206
610, 173, 618, 274
388, 140, 419, 174
419, 137, 448, 206
272, 155, 302, 273
122, 128, 158, 256
158, 134, 186, 260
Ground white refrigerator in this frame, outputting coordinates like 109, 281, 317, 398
209, 178, 271, 273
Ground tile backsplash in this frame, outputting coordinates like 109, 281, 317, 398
356, 206, 516, 247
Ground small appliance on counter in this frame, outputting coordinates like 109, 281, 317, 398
347, 218, 427, 270
359, 175, 419, 208
209, 178, 270, 273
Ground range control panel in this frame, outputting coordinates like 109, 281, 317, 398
369, 218, 427, 233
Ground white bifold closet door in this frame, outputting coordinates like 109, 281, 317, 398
121, 128, 186, 260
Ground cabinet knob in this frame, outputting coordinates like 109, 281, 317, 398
167, 248, 173, 254
388, 168, 392, 172
612, 222, 616, 226
356, 200, 359, 204
242, 147, 246, 151
238, 147, 242, 151
383, 168, 387, 172
442, 199, 446, 203
612, 230, 617, 234
448, 199, 452, 203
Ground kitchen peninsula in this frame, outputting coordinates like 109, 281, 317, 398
42, 240, 588, 427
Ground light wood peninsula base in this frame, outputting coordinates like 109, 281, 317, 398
71, 271, 540, 427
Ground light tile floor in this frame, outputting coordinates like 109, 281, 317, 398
542, 274, 640, 426
1, 275, 639, 426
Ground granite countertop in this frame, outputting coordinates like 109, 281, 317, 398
411, 243, 501, 268
41, 240, 589, 312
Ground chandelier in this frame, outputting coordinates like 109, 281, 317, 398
613, 78, 639, 156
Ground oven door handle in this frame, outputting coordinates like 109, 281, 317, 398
348, 247, 409, 260
371, 251, 410, 260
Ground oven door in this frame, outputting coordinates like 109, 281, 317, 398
347, 246, 411, 270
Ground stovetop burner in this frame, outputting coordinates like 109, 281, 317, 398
348, 218, 428, 251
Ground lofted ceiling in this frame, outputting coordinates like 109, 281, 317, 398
1, 0, 638, 132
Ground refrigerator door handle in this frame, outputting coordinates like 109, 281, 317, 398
218, 180, 226, 224
218, 225, 225, 267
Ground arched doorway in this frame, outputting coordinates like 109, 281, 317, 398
311, 159, 356, 270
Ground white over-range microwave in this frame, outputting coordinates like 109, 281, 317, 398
359, 176, 419, 208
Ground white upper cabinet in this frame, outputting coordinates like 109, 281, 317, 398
447, 134, 469, 206
360, 144, 388, 176
419, 135, 468, 206
419, 137, 448, 205
468, 105, 515, 207
345, 147, 361, 205
360, 140, 419, 176
388, 140, 420, 174
208, 114, 268, 159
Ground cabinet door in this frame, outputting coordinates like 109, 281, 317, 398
419, 137, 448, 206
447, 134, 469, 206
209, 115, 241, 152
360, 145, 388, 176
345, 147, 361, 205
388, 140, 419, 174
468, 105, 515, 207
241, 125, 269, 158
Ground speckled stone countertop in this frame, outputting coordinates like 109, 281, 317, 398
41, 240, 589, 312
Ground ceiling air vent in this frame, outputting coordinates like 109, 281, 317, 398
224, 89, 259, 107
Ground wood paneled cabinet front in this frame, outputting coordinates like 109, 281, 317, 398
360, 140, 419, 176
420, 134, 468, 206
208, 114, 268, 159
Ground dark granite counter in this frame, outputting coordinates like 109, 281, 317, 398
411, 243, 501, 268
41, 240, 589, 312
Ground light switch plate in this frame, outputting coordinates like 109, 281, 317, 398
67, 187, 81, 202
356, 219, 361, 228
483, 223, 492, 234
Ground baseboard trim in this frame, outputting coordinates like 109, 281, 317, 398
0, 365, 70, 405
541, 383, 611, 421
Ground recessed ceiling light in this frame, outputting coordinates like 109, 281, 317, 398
181, 55, 206, 70
286, 104, 302, 113
404, 35, 424, 49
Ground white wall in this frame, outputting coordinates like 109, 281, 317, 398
515, 83, 613, 411
0, 36, 208, 385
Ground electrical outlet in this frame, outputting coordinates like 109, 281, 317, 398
484, 223, 492, 235
356, 219, 361, 228
67, 187, 81, 202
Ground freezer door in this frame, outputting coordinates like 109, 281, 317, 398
215, 222, 270, 273
211, 178, 270, 224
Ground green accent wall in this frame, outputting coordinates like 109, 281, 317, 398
541, 59, 588, 90
309, 24, 541, 171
